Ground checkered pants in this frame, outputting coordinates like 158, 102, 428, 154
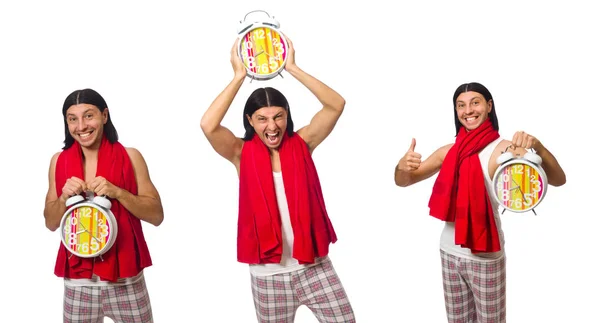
63, 276, 153, 323
440, 249, 506, 323
250, 258, 355, 323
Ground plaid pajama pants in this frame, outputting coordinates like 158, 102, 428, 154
440, 249, 506, 323
63, 276, 153, 323
250, 257, 355, 323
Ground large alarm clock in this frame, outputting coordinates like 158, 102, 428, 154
492, 147, 548, 214
59, 194, 118, 258
237, 10, 288, 80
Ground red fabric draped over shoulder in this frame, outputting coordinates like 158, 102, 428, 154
238, 133, 337, 264
429, 119, 501, 253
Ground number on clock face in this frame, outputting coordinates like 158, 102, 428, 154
62, 206, 111, 256
239, 27, 286, 75
494, 163, 545, 211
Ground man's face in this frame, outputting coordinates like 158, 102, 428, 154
455, 91, 492, 131
247, 106, 288, 150
65, 104, 108, 149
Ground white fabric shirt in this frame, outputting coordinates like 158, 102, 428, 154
64, 270, 144, 287
249, 172, 323, 276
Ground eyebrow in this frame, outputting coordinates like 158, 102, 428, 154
256, 113, 283, 119
457, 97, 483, 104
66, 109, 97, 117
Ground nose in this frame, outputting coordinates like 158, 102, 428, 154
267, 119, 277, 129
464, 104, 474, 114
77, 118, 86, 131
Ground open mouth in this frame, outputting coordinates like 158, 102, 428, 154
78, 131, 93, 140
265, 131, 279, 144
464, 116, 479, 125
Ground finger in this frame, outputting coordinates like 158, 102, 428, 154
231, 38, 239, 54
66, 180, 86, 193
63, 187, 75, 197
526, 137, 535, 149
86, 179, 99, 192
409, 152, 422, 160
283, 34, 292, 47
69, 176, 86, 186
406, 156, 421, 165
406, 162, 420, 170
96, 187, 107, 197
512, 131, 523, 147
92, 183, 104, 195
511, 131, 519, 144
408, 138, 416, 152
63, 185, 81, 197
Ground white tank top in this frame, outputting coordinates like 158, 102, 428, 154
249, 172, 323, 276
439, 137, 505, 261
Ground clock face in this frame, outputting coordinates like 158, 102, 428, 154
238, 26, 287, 79
493, 161, 546, 212
60, 203, 117, 258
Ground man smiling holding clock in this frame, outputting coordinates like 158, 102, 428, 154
394, 82, 566, 322
43, 88, 163, 323
201, 37, 355, 323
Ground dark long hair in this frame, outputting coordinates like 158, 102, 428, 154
242, 87, 294, 141
61, 88, 118, 149
452, 82, 499, 135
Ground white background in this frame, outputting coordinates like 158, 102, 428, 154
1, 1, 597, 322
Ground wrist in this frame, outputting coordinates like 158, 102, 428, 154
233, 72, 246, 82
533, 141, 546, 154
285, 63, 300, 74
114, 187, 126, 200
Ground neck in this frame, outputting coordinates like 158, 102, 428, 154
80, 139, 101, 160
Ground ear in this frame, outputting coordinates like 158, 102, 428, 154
246, 114, 254, 127
487, 99, 493, 113
102, 108, 109, 124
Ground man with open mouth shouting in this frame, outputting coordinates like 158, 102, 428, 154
201, 36, 355, 323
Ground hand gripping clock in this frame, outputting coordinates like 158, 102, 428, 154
492, 145, 548, 215
59, 193, 118, 258
237, 10, 288, 81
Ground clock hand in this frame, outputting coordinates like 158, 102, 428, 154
253, 50, 264, 58
77, 222, 103, 244
518, 186, 526, 198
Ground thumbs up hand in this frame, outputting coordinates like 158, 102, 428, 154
396, 138, 422, 172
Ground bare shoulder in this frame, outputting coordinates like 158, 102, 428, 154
437, 143, 454, 154
125, 147, 145, 162
124, 147, 150, 174
430, 143, 453, 162
48, 151, 62, 173
420, 143, 453, 175
50, 151, 61, 165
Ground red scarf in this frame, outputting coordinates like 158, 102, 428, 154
238, 133, 337, 264
428, 119, 501, 253
54, 136, 152, 281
